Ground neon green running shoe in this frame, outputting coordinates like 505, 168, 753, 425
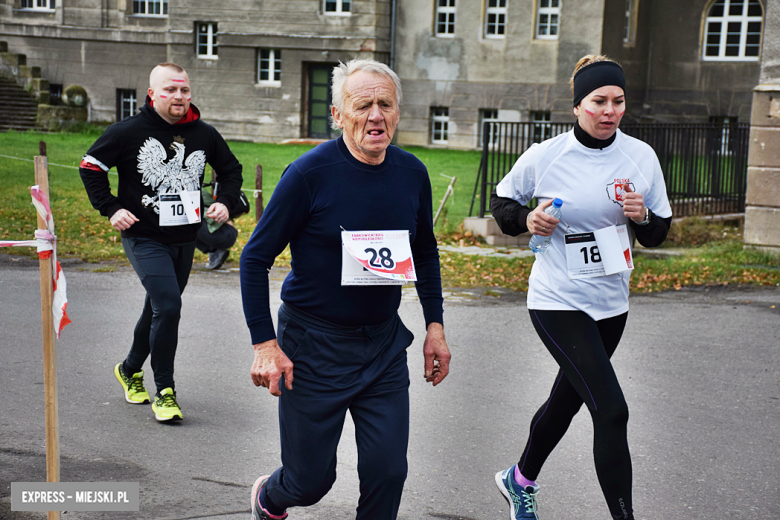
114, 362, 150, 404
152, 388, 183, 422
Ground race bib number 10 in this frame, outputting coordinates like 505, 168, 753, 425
159, 191, 201, 227
341, 230, 417, 286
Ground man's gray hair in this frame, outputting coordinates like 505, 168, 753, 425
330, 59, 402, 130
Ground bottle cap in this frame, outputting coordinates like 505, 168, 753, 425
553, 198, 563, 207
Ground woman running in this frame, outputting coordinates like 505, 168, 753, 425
491, 55, 673, 520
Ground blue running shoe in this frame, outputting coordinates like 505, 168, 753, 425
495, 465, 540, 519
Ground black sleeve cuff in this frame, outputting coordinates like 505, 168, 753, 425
489, 191, 531, 236
630, 208, 673, 247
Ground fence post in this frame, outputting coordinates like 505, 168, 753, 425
255, 165, 264, 221
479, 121, 489, 218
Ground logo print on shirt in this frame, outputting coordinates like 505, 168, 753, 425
136, 136, 206, 214
606, 179, 634, 208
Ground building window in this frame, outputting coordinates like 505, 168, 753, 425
624, 0, 632, 42
324, 0, 351, 15
536, 0, 560, 39
132, 0, 167, 15
436, 0, 456, 37
431, 108, 450, 144
531, 111, 551, 143
703, 0, 763, 61
480, 109, 499, 148
258, 49, 282, 86
49, 83, 62, 105
623, 0, 639, 45
197, 22, 218, 59
116, 89, 137, 121
20, 0, 55, 10
485, 0, 507, 38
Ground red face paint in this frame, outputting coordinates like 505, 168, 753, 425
584, 109, 595, 116
159, 95, 168, 99
171, 78, 186, 83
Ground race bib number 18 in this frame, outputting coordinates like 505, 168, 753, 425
565, 232, 605, 280
565, 225, 633, 280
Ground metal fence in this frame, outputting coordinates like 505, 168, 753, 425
470, 121, 751, 218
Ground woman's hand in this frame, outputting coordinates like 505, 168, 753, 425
526, 199, 560, 236
623, 185, 647, 223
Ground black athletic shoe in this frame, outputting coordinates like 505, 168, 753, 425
206, 249, 229, 270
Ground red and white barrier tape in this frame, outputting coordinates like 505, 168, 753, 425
1, 185, 71, 338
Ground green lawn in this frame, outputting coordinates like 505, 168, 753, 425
654, 153, 744, 198
0, 130, 481, 262
2, 129, 778, 293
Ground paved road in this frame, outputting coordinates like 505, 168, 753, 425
1, 254, 778, 519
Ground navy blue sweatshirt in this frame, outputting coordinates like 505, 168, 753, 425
79, 99, 243, 244
240, 137, 444, 344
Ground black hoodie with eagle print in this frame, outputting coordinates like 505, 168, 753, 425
79, 97, 243, 244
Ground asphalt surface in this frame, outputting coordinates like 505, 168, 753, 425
1, 253, 778, 520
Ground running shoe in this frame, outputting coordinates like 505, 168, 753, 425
151, 388, 183, 422
207, 249, 229, 270
495, 465, 540, 520
251, 475, 288, 519
113, 362, 150, 404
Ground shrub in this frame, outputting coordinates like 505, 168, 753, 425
665, 217, 741, 246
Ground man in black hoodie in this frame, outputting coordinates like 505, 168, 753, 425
80, 62, 243, 422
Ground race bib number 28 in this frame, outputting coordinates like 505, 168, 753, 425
341, 230, 417, 286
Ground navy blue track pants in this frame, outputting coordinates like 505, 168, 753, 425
264, 303, 413, 520
520, 309, 633, 520
122, 237, 195, 393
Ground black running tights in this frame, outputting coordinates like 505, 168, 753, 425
122, 237, 195, 394
518, 309, 634, 520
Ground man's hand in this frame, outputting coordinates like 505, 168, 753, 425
109, 209, 139, 231
251, 339, 294, 396
206, 202, 229, 224
423, 322, 451, 386
623, 185, 647, 223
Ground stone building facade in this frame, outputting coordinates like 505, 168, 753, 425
0, 0, 392, 141
602, 0, 763, 125
0, 0, 767, 146
394, 0, 765, 148
393, 0, 605, 148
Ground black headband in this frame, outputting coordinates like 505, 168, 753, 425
572, 61, 626, 107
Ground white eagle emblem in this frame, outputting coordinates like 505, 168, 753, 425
137, 136, 207, 213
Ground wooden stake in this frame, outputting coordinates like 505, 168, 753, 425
34, 151, 61, 520
433, 176, 457, 227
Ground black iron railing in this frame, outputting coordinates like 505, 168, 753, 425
470, 121, 750, 218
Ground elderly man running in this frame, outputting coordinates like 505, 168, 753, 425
240, 59, 451, 520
